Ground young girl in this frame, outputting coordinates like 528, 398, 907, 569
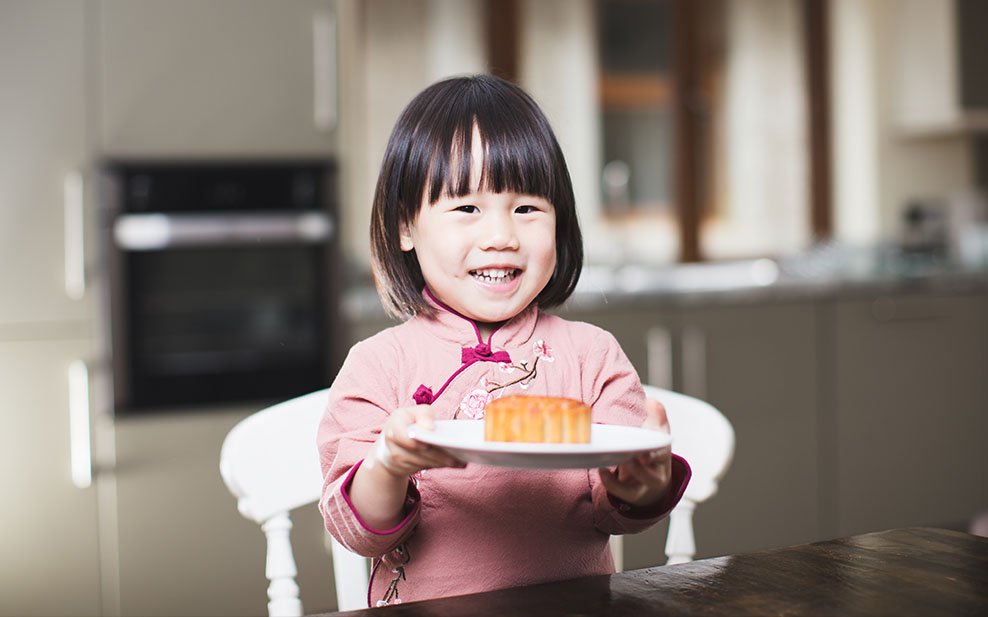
317, 74, 690, 607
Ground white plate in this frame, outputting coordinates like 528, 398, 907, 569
408, 420, 671, 469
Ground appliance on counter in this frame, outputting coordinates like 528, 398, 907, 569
101, 160, 342, 412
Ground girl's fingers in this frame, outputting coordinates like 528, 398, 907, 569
379, 442, 445, 476
408, 404, 436, 430
599, 450, 673, 504
387, 404, 436, 451
376, 405, 464, 476
386, 431, 455, 463
383, 432, 463, 473
644, 398, 670, 433
599, 466, 648, 503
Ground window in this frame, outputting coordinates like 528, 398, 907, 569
595, 0, 828, 262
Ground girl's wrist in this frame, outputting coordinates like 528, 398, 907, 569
365, 442, 413, 483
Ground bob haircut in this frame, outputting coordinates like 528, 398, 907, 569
370, 74, 583, 319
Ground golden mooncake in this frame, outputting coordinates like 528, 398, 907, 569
484, 395, 591, 443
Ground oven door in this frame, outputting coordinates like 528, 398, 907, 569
110, 212, 335, 411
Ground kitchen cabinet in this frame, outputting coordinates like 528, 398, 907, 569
111, 407, 339, 616
0, 0, 94, 326
893, 0, 988, 137
560, 299, 821, 565
99, 0, 339, 157
675, 301, 821, 556
0, 338, 102, 617
826, 292, 988, 537
0, 3, 103, 616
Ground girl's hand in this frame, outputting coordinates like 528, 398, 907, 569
597, 398, 672, 508
369, 405, 465, 479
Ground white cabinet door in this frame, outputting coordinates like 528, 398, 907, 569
830, 293, 988, 536
0, 337, 102, 617
99, 0, 338, 157
0, 0, 95, 326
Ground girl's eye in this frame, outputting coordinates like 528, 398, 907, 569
454, 205, 478, 213
515, 205, 538, 214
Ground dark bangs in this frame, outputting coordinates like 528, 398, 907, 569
423, 86, 559, 206
371, 74, 583, 319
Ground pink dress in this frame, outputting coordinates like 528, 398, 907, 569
317, 295, 690, 606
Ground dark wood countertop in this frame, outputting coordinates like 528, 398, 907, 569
311, 527, 988, 617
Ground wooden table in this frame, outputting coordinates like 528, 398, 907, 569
311, 527, 988, 616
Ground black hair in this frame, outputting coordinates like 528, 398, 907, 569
370, 74, 583, 319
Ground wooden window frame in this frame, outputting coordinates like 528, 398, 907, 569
675, 0, 831, 261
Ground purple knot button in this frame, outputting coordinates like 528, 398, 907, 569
412, 384, 434, 405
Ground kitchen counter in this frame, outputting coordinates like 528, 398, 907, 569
343, 248, 988, 321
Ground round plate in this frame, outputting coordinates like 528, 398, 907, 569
408, 420, 671, 469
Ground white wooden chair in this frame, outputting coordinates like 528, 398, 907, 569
219, 388, 369, 616
609, 385, 736, 569
220, 384, 734, 615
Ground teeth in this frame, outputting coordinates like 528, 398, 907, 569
472, 268, 517, 283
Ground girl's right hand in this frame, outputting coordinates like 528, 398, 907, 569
370, 404, 465, 478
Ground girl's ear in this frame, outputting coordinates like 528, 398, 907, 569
399, 224, 414, 252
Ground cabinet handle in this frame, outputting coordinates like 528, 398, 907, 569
312, 8, 337, 131
63, 171, 86, 300
68, 360, 92, 489
681, 326, 707, 399
646, 327, 673, 389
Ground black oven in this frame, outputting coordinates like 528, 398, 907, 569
101, 160, 341, 412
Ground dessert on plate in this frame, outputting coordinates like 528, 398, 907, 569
484, 395, 591, 443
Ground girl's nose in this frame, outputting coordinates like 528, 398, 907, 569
480, 215, 520, 250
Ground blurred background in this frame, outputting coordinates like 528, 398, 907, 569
2, 0, 987, 615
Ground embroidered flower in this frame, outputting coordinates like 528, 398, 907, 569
459, 388, 492, 419
533, 339, 555, 362
498, 362, 516, 374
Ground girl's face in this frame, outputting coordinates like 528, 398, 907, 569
400, 132, 557, 336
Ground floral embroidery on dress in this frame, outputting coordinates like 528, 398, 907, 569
376, 543, 411, 606
454, 339, 556, 412
459, 388, 493, 419
533, 339, 555, 362
453, 339, 557, 418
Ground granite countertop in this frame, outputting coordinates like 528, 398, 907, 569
343, 247, 988, 320
567, 253, 988, 309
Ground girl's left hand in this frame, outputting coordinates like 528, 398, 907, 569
597, 398, 673, 508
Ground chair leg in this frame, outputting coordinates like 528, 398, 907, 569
262, 513, 303, 617
328, 535, 371, 611
664, 500, 697, 565
609, 535, 624, 572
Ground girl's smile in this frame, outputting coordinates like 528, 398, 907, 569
470, 267, 520, 286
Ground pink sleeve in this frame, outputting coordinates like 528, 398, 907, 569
581, 328, 692, 534
317, 337, 421, 557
